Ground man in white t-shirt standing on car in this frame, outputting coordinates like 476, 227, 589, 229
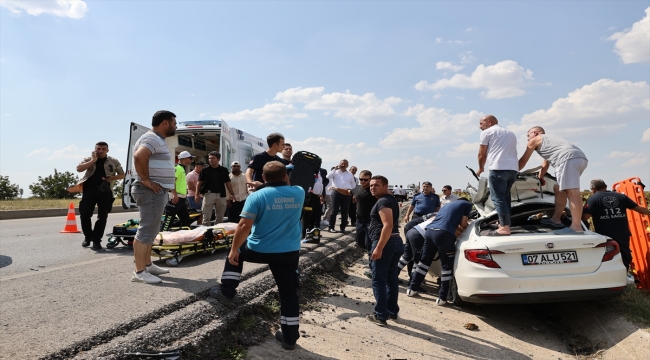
476, 115, 518, 236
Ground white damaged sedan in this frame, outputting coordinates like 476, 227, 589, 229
429, 167, 627, 305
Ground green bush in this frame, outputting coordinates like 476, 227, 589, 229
29, 169, 79, 199
0, 175, 22, 200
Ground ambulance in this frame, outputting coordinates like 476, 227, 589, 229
122, 120, 267, 208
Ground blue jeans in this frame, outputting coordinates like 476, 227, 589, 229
370, 236, 404, 321
488, 170, 517, 226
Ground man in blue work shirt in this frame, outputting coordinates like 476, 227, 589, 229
210, 161, 305, 351
404, 181, 440, 222
406, 199, 472, 306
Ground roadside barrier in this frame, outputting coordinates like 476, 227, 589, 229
613, 177, 650, 290
59, 202, 81, 233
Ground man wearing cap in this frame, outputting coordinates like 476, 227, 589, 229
197, 151, 236, 225
161, 151, 193, 230
227, 161, 248, 223
186, 160, 205, 224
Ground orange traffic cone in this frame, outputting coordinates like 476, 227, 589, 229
60, 202, 81, 233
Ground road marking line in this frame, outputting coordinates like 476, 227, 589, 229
0, 255, 121, 282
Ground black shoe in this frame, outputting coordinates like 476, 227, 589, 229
82, 239, 91, 247
388, 313, 398, 320
210, 286, 234, 305
91, 242, 105, 251
411, 285, 428, 294
275, 330, 296, 350
398, 279, 404, 285
366, 314, 387, 327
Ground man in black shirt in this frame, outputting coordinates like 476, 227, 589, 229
335, 170, 377, 250
366, 175, 403, 326
72, 142, 125, 250
583, 179, 650, 270
246, 133, 287, 191
196, 151, 235, 225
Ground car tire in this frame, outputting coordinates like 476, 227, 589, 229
447, 276, 468, 307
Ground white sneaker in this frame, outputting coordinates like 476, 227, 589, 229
131, 270, 162, 284
406, 288, 419, 297
436, 298, 447, 306
626, 273, 635, 285
146, 263, 170, 275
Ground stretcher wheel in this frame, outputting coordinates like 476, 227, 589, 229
105, 236, 118, 249
166, 258, 179, 266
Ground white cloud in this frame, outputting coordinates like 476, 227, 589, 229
465, 27, 473, 32
218, 103, 308, 124
287, 137, 381, 165
445, 142, 480, 158
642, 128, 650, 142
433, 94, 442, 99
435, 38, 443, 44
0, 0, 88, 19
511, 79, 650, 135
435, 61, 464, 72
274, 87, 402, 125
607, 7, 650, 64
198, 112, 209, 118
607, 151, 635, 158
27, 145, 88, 160
414, 60, 535, 99
380, 106, 483, 148
448, 40, 471, 45
459, 51, 475, 64
621, 155, 649, 167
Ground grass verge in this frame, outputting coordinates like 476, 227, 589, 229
0, 198, 122, 210
603, 284, 650, 331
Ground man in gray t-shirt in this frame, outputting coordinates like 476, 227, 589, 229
518, 126, 588, 235
477, 115, 518, 236
130, 110, 177, 284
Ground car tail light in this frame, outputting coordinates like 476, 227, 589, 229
595, 240, 620, 262
464, 249, 505, 268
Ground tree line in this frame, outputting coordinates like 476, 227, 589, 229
0, 171, 122, 200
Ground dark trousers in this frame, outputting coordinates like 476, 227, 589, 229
398, 228, 426, 281
615, 237, 632, 270
79, 186, 115, 243
329, 192, 351, 230
370, 236, 404, 321
408, 228, 445, 292
302, 194, 322, 237
220, 244, 300, 345
403, 218, 424, 277
228, 200, 245, 223
355, 220, 370, 251
161, 198, 190, 231
347, 199, 356, 225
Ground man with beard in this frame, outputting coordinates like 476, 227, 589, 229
227, 161, 248, 223
130, 110, 177, 284
197, 152, 236, 225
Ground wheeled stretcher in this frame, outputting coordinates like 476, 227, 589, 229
152, 225, 236, 266
105, 210, 202, 249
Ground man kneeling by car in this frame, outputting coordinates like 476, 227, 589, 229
210, 161, 304, 350
406, 198, 472, 305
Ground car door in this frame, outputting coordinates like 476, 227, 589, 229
122, 122, 150, 209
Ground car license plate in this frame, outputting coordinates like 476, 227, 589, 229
521, 251, 578, 265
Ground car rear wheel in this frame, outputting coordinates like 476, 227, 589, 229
447, 276, 468, 307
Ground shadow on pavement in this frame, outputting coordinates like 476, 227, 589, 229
0, 255, 12, 268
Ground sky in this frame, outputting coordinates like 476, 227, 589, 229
1, 0, 649, 196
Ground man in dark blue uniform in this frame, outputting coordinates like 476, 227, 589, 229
582, 179, 650, 271
406, 199, 471, 306
404, 181, 440, 222
210, 161, 305, 350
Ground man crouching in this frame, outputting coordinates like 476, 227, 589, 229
210, 161, 305, 350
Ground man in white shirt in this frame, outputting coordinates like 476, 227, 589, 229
226, 161, 248, 223
326, 159, 357, 233
440, 185, 460, 207
476, 115, 518, 236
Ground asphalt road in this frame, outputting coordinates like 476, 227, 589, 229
1, 212, 648, 360
0, 213, 265, 359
